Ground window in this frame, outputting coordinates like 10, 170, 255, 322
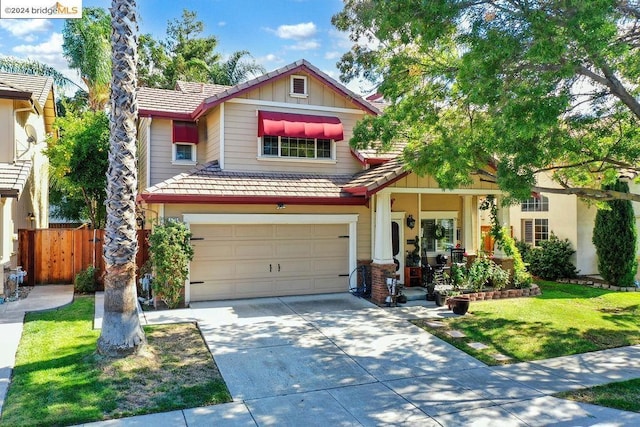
173, 143, 196, 163
261, 135, 332, 160
522, 218, 549, 246
421, 217, 456, 253
521, 195, 549, 212
290, 75, 308, 97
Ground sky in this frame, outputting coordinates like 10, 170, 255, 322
0, 0, 375, 96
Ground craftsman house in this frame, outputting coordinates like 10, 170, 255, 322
137, 59, 502, 305
0, 73, 55, 295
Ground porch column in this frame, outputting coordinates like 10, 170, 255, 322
371, 192, 396, 305
463, 195, 474, 254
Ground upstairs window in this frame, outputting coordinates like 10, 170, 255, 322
290, 75, 308, 97
521, 195, 549, 212
172, 120, 198, 164
262, 135, 332, 160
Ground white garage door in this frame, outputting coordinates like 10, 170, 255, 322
189, 223, 350, 301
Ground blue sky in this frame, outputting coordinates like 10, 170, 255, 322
0, 0, 373, 95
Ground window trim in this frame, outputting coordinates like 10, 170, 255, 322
258, 135, 335, 161
521, 218, 549, 246
172, 142, 197, 165
521, 195, 549, 212
290, 75, 308, 98
420, 211, 458, 254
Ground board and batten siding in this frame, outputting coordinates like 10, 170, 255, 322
204, 107, 220, 163
222, 101, 364, 174
0, 99, 14, 163
137, 117, 150, 191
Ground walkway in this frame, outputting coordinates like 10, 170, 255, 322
1, 287, 639, 426
90, 293, 640, 426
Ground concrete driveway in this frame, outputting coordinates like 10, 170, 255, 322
151, 293, 640, 427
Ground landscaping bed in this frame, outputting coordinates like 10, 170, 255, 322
0, 296, 231, 426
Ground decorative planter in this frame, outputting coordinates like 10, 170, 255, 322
449, 296, 470, 315
434, 291, 448, 307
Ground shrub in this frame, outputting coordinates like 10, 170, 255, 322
592, 179, 638, 287
148, 219, 194, 308
524, 233, 578, 280
74, 266, 97, 293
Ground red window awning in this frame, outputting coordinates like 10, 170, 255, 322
258, 111, 344, 141
173, 121, 198, 144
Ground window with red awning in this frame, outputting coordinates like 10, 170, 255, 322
257, 111, 344, 141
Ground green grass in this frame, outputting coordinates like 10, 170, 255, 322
414, 281, 640, 365
413, 281, 640, 413
0, 296, 230, 427
557, 378, 640, 413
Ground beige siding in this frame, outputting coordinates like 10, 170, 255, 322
0, 99, 13, 163
157, 202, 372, 261
149, 119, 205, 187
204, 107, 220, 163
222, 101, 363, 174
390, 172, 500, 191
137, 117, 150, 191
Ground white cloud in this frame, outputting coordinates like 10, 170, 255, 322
275, 22, 317, 40
13, 32, 64, 55
287, 40, 320, 51
218, 21, 226, 27
324, 51, 341, 60
0, 19, 52, 37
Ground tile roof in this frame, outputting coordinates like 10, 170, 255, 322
174, 80, 230, 95
141, 161, 362, 203
0, 72, 54, 109
343, 158, 408, 196
0, 161, 32, 197
137, 86, 209, 118
352, 141, 407, 165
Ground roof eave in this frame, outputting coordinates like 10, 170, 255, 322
139, 109, 194, 120
138, 193, 367, 205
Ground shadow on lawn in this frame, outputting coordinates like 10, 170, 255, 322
450, 316, 640, 363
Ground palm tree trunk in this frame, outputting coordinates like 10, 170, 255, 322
97, 0, 146, 356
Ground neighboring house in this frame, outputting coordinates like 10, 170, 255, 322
0, 73, 55, 295
137, 59, 502, 305
508, 172, 640, 278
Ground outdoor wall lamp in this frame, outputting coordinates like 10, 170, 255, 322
406, 214, 416, 229
277, 202, 286, 210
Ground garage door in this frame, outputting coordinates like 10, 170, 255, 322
189, 223, 350, 301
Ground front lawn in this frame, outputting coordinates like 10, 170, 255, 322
0, 296, 231, 427
557, 378, 640, 413
414, 281, 640, 365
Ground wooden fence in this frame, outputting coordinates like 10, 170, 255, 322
18, 228, 150, 287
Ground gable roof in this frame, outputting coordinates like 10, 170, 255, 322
137, 59, 380, 121
343, 158, 408, 197
0, 72, 54, 112
0, 160, 32, 198
139, 160, 365, 205
193, 59, 380, 119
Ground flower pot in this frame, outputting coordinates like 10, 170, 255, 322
450, 296, 470, 315
434, 291, 448, 307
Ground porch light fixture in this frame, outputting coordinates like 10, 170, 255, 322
27, 212, 36, 222
406, 214, 416, 229
277, 202, 286, 210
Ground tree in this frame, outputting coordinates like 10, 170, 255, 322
97, 0, 146, 356
0, 56, 83, 93
45, 110, 109, 228
209, 50, 265, 86
138, 9, 264, 88
333, 1, 640, 202
62, 7, 112, 111
592, 179, 637, 286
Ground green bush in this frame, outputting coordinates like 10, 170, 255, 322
592, 179, 638, 287
74, 266, 97, 293
148, 219, 194, 309
524, 233, 578, 280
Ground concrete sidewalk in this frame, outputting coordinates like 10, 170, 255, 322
0, 284, 74, 415
84, 293, 640, 426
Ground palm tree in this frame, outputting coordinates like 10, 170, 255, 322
97, 0, 146, 356
0, 56, 84, 92
209, 50, 265, 86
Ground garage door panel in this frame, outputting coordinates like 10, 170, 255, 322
234, 241, 274, 258
189, 223, 351, 301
